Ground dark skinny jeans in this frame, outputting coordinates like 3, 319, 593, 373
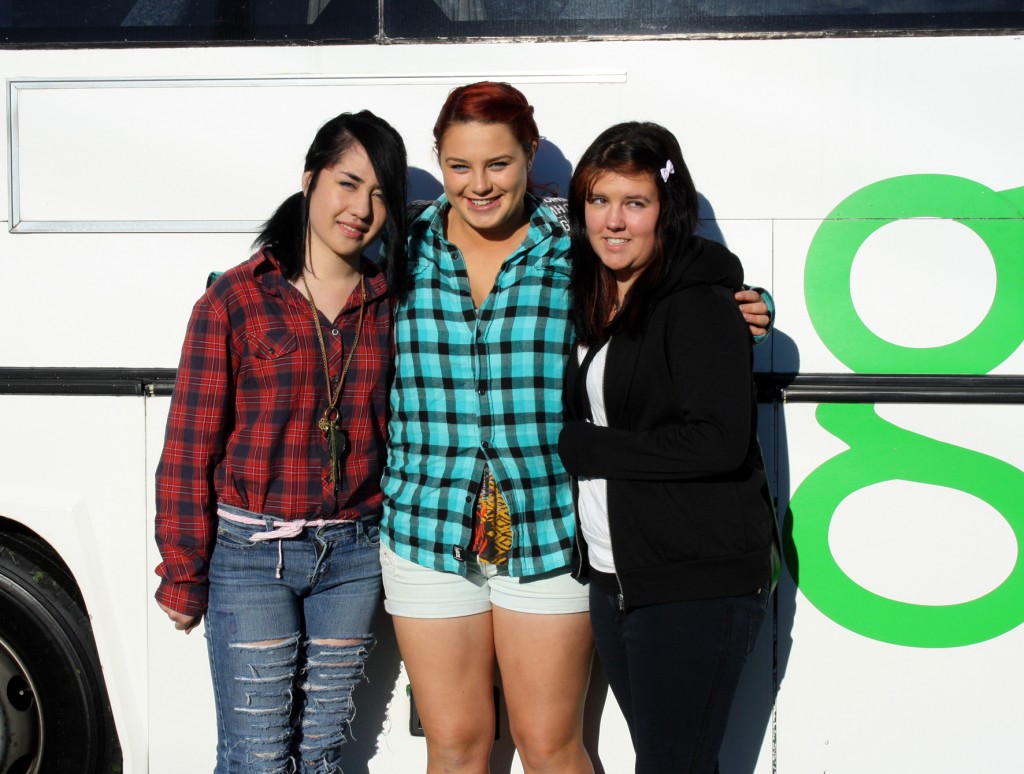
589, 579, 769, 774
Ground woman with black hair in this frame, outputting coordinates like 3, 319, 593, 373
154, 110, 408, 772
559, 121, 778, 774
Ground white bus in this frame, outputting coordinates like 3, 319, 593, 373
1, 3, 1022, 772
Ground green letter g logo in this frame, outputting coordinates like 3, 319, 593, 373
805, 175, 1024, 374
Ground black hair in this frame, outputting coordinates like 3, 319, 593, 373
568, 121, 699, 345
254, 110, 410, 298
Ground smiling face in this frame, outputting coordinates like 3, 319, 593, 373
584, 170, 662, 294
438, 120, 535, 240
303, 141, 386, 266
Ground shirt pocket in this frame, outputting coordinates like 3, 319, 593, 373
249, 325, 298, 361
242, 325, 300, 394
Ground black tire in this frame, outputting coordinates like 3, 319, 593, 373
0, 532, 121, 774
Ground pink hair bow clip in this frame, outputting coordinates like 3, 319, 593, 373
660, 160, 675, 183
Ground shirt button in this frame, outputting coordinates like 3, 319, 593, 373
331, 329, 340, 336
482, 441, 490, 449
465, 495, 472, 503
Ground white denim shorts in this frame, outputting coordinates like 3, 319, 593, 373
379, 542, 589, 618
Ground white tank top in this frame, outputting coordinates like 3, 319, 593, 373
576, 341, 616, 573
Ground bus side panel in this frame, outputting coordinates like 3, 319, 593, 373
5, 38, 1023, 375
0, 395, 149, 773
144, 396, 217, 772
776, 402, 1024, 773
1, 32, 1021, 772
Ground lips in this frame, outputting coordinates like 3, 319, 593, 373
467, 196, 501, 210
602, 236, 631, 250
336, 221, 369, 238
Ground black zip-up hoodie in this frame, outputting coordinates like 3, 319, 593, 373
558, 236, 775, 608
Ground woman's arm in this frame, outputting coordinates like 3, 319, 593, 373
154, 295, 233, 622
559, 286, 753, 481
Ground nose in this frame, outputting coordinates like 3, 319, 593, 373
606, 204, 625, 230
350, 191, 373, 221
470, 167, 492, 195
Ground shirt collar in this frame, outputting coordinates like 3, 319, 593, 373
250, 248, 390, 305
410, 192, 566, 266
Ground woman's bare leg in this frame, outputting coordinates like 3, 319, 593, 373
493, 608, 595, 774
393, 612, 498, 774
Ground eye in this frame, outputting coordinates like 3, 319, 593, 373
626, 199, 646, 208
449, 163, 469, 172
339, 180, 356, 190
587, 196, 607, 206
488, 161, 509, 170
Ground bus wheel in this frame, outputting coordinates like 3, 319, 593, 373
0, 534, 120, 773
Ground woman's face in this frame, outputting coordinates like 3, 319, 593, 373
438, 120, 535, 240
303, 141, 386, 265
584, 170, 661, 290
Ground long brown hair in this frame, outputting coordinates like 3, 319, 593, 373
568, 122, 698, 345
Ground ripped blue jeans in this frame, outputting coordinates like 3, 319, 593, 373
205, 504, 381, 774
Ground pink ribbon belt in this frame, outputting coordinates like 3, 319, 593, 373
216, 507, 351, 578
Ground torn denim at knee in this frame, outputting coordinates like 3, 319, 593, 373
297, 636, 375, 772
229, 634, 301, 774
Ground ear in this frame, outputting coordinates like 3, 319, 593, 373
301, 170, 313, 196
527, 141, 539, 170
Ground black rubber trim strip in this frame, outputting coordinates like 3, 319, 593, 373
0, 368, 176, 397
761, 374, 1024, 404
3, 368, 1023, 404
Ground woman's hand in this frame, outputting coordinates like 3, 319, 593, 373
735, 288, 770, 337
158, 601, 202, 634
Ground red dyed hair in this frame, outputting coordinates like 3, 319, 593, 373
433, 81, 540, 159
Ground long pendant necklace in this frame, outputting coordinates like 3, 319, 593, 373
300, 269, 366, 490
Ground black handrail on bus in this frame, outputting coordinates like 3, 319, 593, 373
2, 368, 1024, 404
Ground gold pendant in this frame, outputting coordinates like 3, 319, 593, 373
319, 412, 345, 486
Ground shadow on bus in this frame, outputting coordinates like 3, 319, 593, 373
720, 328, 799, 774
336, 604, 404, 773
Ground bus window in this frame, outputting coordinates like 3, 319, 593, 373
2, 0, 1022, 44
386, 0, 1024, 37
0, 0, 379, 44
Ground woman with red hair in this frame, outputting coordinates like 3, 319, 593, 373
379, 82, 771, 773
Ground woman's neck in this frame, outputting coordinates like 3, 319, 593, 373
444, 209, 529, 308
445, 209, 529, 257
306, 247, 362, 284
294, 250, 363, 321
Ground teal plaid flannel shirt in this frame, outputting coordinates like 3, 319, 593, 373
381, 194, 577, 577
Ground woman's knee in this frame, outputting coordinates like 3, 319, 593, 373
419, 705, 495, 771
299, 637, 374, 763
209, 634, 300, 772
509, 716, 587, 771
424, 732, 493, 772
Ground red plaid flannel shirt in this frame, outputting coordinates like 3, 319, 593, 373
154, 250, 392, 616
